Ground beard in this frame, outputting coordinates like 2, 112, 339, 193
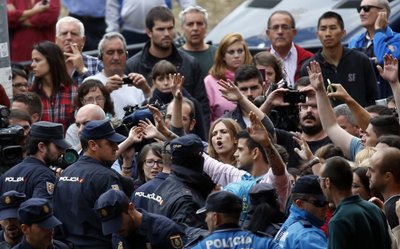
301, 114, 323, 135
43, 152, 59, 166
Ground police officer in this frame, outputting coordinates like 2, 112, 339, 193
274, 175, 328, 249
191, 191, 281, 249
0, 121, 70, 200
94, 189, 185, 249
53, 119, 126, 249
14, 198, 68, 249
146, 134, 215, 229
0, 191, 26, 249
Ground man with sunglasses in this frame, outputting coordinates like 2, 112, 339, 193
349, 0, 400, 99
274, 175, 327, 249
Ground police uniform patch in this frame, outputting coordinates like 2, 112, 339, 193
117, 241, 123, 249
5, 196, 11, 205
111, 184, 120, 190
43, 205, 49, 214
101, 208, 108, 218
170, 234, 183, 249
388, 45, 395, 53
46, 182, 54, 195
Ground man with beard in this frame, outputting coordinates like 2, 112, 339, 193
0, 191, 26, 249
95, 189, 185, 249
125, 6, 209, 131
367, 147, 400, 229
53, 120, 126, 249
0, 122, 70, 200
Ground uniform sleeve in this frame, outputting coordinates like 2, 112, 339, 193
297, 231, 327, 249
373, 28, 400, 65
29, 0, 60, 28
32, 169, 56, 200
169, 194, 205, 229
92, 172, 122, 198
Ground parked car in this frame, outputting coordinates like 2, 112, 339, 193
205, 0, 400, 52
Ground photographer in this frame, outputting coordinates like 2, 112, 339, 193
0, 121, 70, 200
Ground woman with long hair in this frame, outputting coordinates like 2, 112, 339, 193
30, 41, 76, 130
205, 33, 252, 122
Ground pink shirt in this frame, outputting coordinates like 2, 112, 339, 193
204, 70, 236, 122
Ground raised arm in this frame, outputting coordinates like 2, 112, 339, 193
377, 54, 400, 120
308, 61, 357, 158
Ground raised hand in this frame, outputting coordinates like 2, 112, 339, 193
248, 111, 270, 146
148, 105, 170, 137
327, 83, 351, 102
170, 73, 184, 99
307, 61, 325, 91
217, 79, 243, 102
293, 132, 314, 161
377, 54, 399, 84
139, 118, 159, 140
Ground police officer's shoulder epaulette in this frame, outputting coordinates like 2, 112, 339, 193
299, 219, 312, 228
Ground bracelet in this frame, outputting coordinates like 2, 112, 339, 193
306, 157, 321, 167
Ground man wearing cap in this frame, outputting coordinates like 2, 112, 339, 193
274, 175, 328, 249
53, 119, 125, 249
146, 134, 215, 229
0, 191, 26, 249
94, 189, 185, 249
0, 121, 70, 200
14, 198, 68, 249
191, 191, 281, 249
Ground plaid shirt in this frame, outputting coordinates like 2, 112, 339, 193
35, 83, 77, 131
72, 54, 103, 85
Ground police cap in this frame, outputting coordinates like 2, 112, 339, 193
30, 121, 70, 149
170, 134, 204, 168
292, 175, 326, 202
94, 189, 130, 235
196, 191, 242, 214
81, 119, 126, 143
0, 191, 26, 220
18, 198, 61, 229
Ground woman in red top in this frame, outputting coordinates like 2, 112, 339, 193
30, 41, 76, 131
7, 0, 60, 62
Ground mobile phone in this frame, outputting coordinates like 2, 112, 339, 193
258, 68, 266, 82
122, 77, 131, 85
284, 90, 307, 104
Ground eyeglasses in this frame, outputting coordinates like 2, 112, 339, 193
357, 5, 383, 13
82, 96, 105, 105
144, 159, 163, 168
13, 82, 28, 89
268, 25, 294, 32
299, 104, 317, 111
300, 198, 328, 208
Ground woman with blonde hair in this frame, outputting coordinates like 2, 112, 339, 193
205, 33, 252, 122
208, 118, 242, 166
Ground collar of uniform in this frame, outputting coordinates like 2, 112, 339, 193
214, 223, 241, 231
79, 155, 111, 168
25, 156, 47, 167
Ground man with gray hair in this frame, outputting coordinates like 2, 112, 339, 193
349, 0, 400, 99
55, 16, 103, 85
84, 32, 150, 118
333, 104, 360, 137
178, 5, 217, 83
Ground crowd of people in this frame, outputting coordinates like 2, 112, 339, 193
2, 0, 400, 248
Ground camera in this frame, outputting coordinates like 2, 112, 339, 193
0, 106, 24, 173
122, 77, 131, 85
284, 90, 307, 104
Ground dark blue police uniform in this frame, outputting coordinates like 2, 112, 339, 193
53, 156, 122, 249
13, 237, 69, 249
112, 208, 185, 249
0, 157, 55, 200
132, 172, 169, 210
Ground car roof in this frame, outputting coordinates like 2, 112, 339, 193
205, 0, 400, 50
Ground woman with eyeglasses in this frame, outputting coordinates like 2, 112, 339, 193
30, 41, 76, 131
204, 33, 253, 122
133, 142, 164, 190
65, 79, 115, 149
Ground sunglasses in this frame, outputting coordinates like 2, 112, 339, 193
357, 5, 383, 13
300, 198, 328, 208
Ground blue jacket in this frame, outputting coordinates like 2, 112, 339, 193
349, 26, 400, 65
192, 224, 281, 249
274, 205, 326, 249
0, 157, 55, 200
